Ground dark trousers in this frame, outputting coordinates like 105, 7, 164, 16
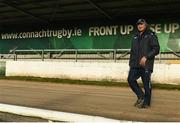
127, 67, 152, 106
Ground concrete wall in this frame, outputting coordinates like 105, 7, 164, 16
5, 61, 180, 85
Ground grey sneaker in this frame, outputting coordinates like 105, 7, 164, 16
134, 97, 144, 107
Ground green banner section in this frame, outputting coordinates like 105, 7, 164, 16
0, 21, 180, 53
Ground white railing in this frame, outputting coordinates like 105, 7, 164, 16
9, 49, 131, 62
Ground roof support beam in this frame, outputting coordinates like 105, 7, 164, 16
1, 1, 50, 24
50, 0, 61, 22
85, 0, 112, 20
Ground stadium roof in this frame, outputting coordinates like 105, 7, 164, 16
0, 0, 180, 27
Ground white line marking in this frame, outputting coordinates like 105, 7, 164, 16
0, 103, 125, 123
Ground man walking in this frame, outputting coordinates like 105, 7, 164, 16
128, 19, 160, 108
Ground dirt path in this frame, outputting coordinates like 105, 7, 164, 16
0, 80, 180, 122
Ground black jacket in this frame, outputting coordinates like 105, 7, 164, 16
129, 29, 160, 72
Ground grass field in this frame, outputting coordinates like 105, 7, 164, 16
0, 112, 46, 122
0, 79, 180, 121
0, 76, 180, 91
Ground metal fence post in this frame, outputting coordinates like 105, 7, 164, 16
42, 50, 44, 61
75, 50, 78, 62
159, 51, 161, 63
13, 50, 17, 61
114, 49, 117, 62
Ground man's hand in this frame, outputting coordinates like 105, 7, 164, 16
139, 56, 147, 67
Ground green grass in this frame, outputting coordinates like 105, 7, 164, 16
0, 119, 4, 122
0, 76, 129, 87
0, 76, 180, 91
